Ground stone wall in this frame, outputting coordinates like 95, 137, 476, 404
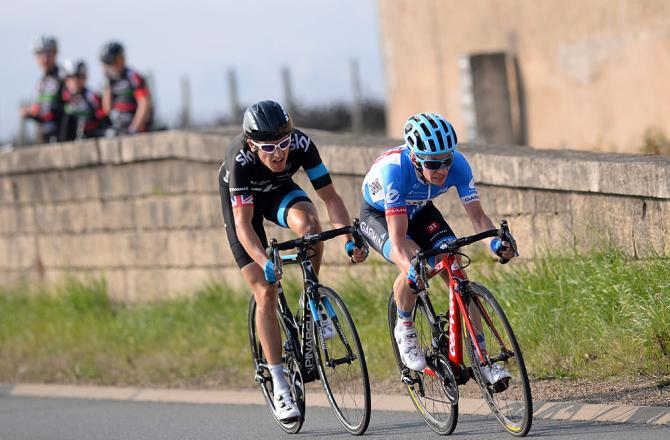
1, 129, 668, 301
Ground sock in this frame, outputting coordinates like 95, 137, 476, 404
397, 309, 413, 328
268, 363, 290, 396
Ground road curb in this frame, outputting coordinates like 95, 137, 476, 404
2, 383, 668, 427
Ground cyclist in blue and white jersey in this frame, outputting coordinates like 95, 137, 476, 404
360, 113, 516, 384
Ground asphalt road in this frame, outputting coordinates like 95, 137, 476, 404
0, 396, 668, 440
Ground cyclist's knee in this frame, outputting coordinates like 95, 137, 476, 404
253, 284, 278, 310
288, 211, 321, 236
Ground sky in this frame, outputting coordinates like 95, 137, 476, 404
0, 0, 386, 141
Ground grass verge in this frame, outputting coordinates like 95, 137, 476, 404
1, 248, 668, 387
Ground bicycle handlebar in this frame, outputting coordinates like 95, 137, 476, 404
266, 218, 367, 270
411, 220, 519, 270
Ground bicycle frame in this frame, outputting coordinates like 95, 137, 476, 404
276, 247, 355, 383
423, 252, 510, 380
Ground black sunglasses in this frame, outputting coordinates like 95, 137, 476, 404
415, 153, 454, 170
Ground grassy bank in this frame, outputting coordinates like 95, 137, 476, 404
1, 249, 668, 387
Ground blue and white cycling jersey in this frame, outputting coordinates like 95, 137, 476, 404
362, 145, 480, 219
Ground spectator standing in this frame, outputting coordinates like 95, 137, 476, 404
100, 41, 152, 135
20, 35, 64, 143
59, 59, 107, 141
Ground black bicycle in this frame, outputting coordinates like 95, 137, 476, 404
387, 221, 532, 436
248, 219, 371, 435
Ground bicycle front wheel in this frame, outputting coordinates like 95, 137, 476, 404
388, 291, 458, 436
248, 296, 305, 434
463, 282, 532, 437
313, 286, 371, 435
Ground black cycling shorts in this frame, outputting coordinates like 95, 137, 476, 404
221, 181, 312, 268
359, 201, 456, 263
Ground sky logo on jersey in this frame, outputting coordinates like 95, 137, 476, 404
235, 149, 255, 166
290, 133, 310, 152
231, 195, 254, 207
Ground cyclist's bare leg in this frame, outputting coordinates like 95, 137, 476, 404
390, 238, 421, 313
286, 201, 324, 273
242, 261, 282, 365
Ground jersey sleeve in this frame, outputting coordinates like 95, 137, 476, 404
380, 162, 407, 216
224, 144, 255, 208
293, 129, 333, 190
452, 153, 480, 205
129, 71, 150, 100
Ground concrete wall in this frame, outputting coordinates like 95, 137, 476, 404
1, 129, 668, 301
377, 0, 670, 153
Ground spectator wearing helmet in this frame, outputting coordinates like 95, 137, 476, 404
359, 113, 517, 379
59, 59, 107, 141
99, 41, 152, 135
20, 35, 64, 143
217, 100, 367, 422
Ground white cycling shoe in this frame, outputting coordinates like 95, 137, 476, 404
273, 391, 301, 421
480, 363, 512, 385
395, 324, 427, 371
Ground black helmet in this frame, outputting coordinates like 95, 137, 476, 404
62, 59, 87, 77
100, 41, 124, 64
33, 35, 58, 53
242, 100, 293, 141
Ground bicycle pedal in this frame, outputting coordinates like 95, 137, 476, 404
400, 371, 419, 385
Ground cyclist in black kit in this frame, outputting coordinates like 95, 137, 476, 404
219, 100, 367, 421
59, 59, 107, 141
20, 35, 64, 143
100, 41, 152, 135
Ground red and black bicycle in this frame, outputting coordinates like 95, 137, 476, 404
387, 221, 532, 436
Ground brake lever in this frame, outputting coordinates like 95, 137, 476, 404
498, 220, 519, 264
270, 239, 283, 277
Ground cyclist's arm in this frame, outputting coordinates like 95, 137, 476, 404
130, 95, 151, 132
463, 201, 515, 259
315, 183, 354, 245
102, 84, 112, 115
232, 203, 272, 267
386, 209, 417, 275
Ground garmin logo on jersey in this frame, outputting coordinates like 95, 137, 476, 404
360, 221, 387, 250
290, 133, 310, 152
462, 193, 480, 204
385, 182, 400, 204
235, 150, 255, 166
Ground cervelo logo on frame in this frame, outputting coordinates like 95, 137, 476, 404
231, 195, 254, 207
385, 182, 399, 204
235, 149, 255, 166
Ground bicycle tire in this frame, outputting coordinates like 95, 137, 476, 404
248, 296, 305, 434
313, 286, 371, 435
388, 291, 458, 435
462, 282, 533, 437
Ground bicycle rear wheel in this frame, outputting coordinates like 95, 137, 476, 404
248, 296, 305, 434
388, 291, 458, 436
462, 282, 532, 437
313, 286, 371, 435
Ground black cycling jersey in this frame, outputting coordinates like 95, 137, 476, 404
106, 66, 152, 132
27, 66, 64, 143
59, 87, 107, 141
218, 128, 333, 268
